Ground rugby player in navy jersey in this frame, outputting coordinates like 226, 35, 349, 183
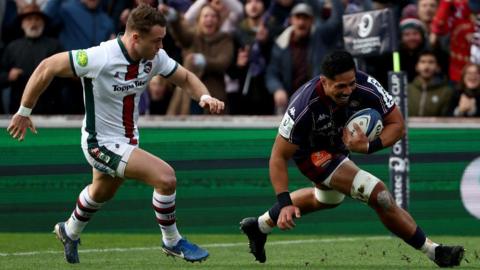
240, 50, 464, 268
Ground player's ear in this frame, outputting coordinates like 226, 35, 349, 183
320, 75, 327, 87
132, 32, 140, 42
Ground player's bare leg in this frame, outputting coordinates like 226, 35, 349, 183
329, 160, 464, 268
240, 184, 343, 263
125, 148, 209, 262
54, 170, 124, 264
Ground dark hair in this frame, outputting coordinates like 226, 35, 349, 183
418, 49, 438, 63
126, 4, 166, 35
322, 50, 356, 79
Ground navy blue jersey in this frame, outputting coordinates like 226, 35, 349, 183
278, 71, 395, 159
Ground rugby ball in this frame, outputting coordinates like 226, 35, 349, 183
345, 108, 383, 141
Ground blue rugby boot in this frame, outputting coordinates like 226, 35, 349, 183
162, 238, 209, 262
53, 222, 80, 264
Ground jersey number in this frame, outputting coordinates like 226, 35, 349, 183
123, 94, 137, 145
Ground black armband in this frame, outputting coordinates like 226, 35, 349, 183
367, 137, 383, 154
277, 191, 293, 208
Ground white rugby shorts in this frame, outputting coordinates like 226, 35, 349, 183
82, 142, 135, 178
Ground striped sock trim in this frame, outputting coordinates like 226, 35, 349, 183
152, 191, 181, 246
152, 191, 176, 226
66, 185, 104, 239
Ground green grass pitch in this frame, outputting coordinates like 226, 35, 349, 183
0, 233, 479, 269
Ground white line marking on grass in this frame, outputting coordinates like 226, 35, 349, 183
0, 236, 391, 257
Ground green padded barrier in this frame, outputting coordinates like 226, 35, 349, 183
0, 128, 479, 235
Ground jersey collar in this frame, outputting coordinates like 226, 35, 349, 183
116, 34, 139, 64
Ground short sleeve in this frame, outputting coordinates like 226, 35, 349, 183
155, 49, 178, 78
69, 46, 107, 78
278, 103, 310, 145
365, 75, 396, 116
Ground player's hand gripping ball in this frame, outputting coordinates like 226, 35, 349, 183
345, 108, 383, 141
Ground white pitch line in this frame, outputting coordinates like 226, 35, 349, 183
0, 236, 391, 257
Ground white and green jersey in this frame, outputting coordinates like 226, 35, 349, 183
69, 37, 178, 148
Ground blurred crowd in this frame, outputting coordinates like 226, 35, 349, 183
0, 0, 479, 117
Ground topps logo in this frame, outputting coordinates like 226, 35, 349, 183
112, 80, 146, 92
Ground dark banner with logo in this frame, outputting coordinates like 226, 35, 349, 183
388, 71, 409, 210
343, 9, 397, 57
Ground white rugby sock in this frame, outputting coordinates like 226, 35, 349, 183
65, 185, 104, 240
421, 238, 439, 260
258, 211, 273, 234
153, 191, 181, 247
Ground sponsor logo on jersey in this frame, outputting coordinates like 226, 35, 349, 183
76, 50, 88, 67
310, 151, 332, 168
289, 107, 296, 118
112, 80, 147, 92
317, 113, 329, 121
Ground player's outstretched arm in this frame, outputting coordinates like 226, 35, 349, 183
269, 135, 301, 230
7, 52, 74, 141
167, 64, 224, 114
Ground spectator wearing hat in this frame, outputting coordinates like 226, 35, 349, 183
399, 17, 429, 82
266, 1, 343, 114
0, 3, 63, 114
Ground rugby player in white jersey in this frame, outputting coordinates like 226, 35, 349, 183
7, 4, 222, 264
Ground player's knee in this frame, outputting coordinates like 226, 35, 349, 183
314, 188, 345, 208
156, 167, 177, 192
374, 188, 396, 211
350, 170, 381, 203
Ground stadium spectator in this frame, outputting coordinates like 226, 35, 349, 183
430, 0, 474, 83
6, 4, 223, 264
470, 0, 480, 65
0, 3, 63, 114
399, 17, 429, 82
266, 1, 343, 114
43, 0, 115, 50
450, 63, 480, 117
408, 50, 452, 116
240, 50, 464, 267
163, 3, 234, 114
184, 0, 243, 34
43, 0, 116, 114
139, 74, 174, 115
263, 0, 296, 39
416, 0, 438, 34
231, 0, 274, 115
